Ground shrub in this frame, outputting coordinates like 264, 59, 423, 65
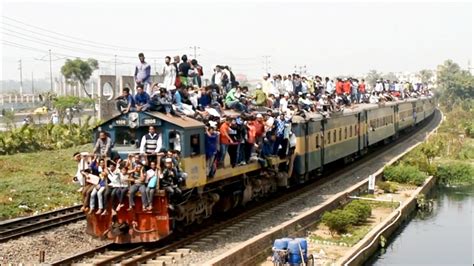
383, 164, 427, 186
377, 181, 398, 193
437, 162, 474, 186
321, 209, 357, 234
345, 200, 372, 224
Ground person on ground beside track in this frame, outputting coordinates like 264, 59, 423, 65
134, 84, 151, 112
134, 53, 152, 95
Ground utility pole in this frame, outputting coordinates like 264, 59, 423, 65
294, 65, 307, 75
189, 46, 200, 59
114, 55, 117, 91
262, 55, 271, 74
18, 60, 23, 96
49, 49, 53, 92
31, 72, 35, 95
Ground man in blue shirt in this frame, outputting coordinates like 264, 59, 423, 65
134, 84, 150, 112
116, 87, 136, 114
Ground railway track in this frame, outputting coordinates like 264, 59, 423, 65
0, 205, 84, 242
53, 113, 439, 265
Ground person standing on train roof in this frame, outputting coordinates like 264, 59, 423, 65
134, 84, 151, 112
116, 87, 136, 114
358, 79, 366, 103
325, 77, 334, 95
93, 131, 112, 159
178, 55, 191, 87
335, 78, 344, 96
140, 126, 162, 156
162, 56, 176, 90
135, 53, 152, 95
343, 78, 352, 95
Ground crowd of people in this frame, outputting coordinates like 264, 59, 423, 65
76, 126, 186, 213
76, 53, 433, 213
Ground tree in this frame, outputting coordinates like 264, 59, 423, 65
418, 69, 433, 85
382, 72, 398, 82
436, 59, 474, 110
61, 58, 99, 117
365, 70, 382, 87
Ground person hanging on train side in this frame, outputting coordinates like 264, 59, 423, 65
145, 167, 159, 211
160, 157, 182, 211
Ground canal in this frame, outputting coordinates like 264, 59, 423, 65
368, 184, 473, 265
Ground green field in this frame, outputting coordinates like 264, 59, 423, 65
0, 144, 92, 220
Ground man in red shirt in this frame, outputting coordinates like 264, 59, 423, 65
219, 117, 234, 167
254, 114, 265, 145
358, 79, 366, 103
245, 118, 258, 163
343, 78, 352, 95
335, 78, 344, 95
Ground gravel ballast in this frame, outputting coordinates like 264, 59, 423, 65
0, 220, 109, 264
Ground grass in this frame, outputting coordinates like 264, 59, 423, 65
0, 144, 92, 220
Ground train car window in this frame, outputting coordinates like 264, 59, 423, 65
327, 131, 331, 144
169, 131, 182, 152
190, 134, 200, 156
333, 130, 336, 143
344, 127, 347, 139
316, 135, 319, 148
355, 124, 358, 135
349, 125, 353, 138
339, 128, 342, 141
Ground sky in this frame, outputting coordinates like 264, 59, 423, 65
0, 0, 472, 86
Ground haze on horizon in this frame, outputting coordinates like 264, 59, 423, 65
0, 1, 472, 86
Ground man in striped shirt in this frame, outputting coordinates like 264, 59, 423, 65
139, 126, 162, 156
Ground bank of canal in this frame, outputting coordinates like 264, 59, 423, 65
369, 184, 473, 265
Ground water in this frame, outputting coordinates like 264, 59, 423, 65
368, 185, 473, 266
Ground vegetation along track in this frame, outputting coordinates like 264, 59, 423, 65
0, 205, 84, 242
53, 112, 438, 265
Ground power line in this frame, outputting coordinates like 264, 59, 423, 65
2, 16, 185, 53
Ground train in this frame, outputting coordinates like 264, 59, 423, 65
86, 96, 435, 243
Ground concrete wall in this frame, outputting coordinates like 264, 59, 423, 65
98, 75, 118, 121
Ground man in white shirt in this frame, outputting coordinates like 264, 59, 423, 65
262, 74, 275, 96
280, 92, 289, 114
284, 75, 294, 94
140, 126, 162, 155
73, 152, 90, 192
325, 77, 334, 95
162, 56, 176, 90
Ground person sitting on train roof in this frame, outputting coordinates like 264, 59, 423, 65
134, 84, 151, 112
139, 126, 163, 156
174, 85, 195, 116
127, 161, 148, 212
116, 87, 136, 114
93, 131, 112, 159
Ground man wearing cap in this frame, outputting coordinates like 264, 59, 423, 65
135, 53, 152, 95
253, 84, 267, 106
73, 151, 90, 192
161, 56, 176, 90
279, 92, 290, 114
161, 157, 182, 210
140, 126, 162, 157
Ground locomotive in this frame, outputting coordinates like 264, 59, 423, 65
87, 96, 435, 243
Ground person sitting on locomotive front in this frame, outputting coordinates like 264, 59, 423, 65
73, 152, 90, 192
139, 126, 163, 159
134, 84, 151, 112
89, 170, 107, 215
93, 131, 112, 159
145, 168, 159, 211
80, 169, 100, 212
116, 87, 136, 114
104, 161, 120, 212
160, 157, 182, 211
127, 161, 148, 211
115, 165, 130, 212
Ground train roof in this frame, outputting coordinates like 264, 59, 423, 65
147, 111, 205, 129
